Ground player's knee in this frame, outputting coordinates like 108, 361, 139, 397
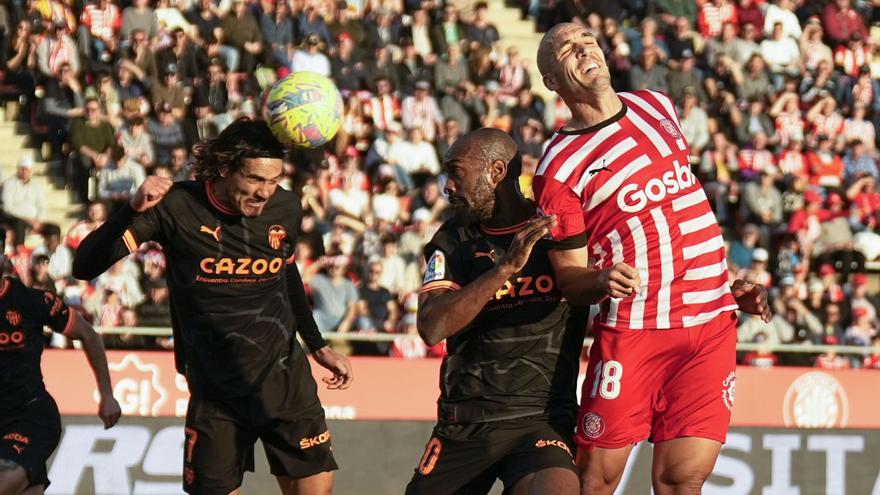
653, 465, 711, 494
0, 469, 29, 495
579, 470, 623, 495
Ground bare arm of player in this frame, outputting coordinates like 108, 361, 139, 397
66, 313, 122, 429
417, 216, 556, 346
72, 176, 173, 280
547, 247, 641, 306
731, 279, 772, 323
284, 263, 354, 390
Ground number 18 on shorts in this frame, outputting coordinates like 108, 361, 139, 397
576, 317, 738, 449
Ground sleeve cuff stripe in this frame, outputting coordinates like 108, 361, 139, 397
122, 230, 138, 253
419, 281, 461, 294
61, 309, 76, 336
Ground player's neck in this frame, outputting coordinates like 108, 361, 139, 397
482, 193, 535, 230
565, 91, 624, 131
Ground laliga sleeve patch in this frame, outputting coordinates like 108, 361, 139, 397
423, 250, 446, 283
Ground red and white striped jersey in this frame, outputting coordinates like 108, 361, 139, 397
533, 90, 737, 330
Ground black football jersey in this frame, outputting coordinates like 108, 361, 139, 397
421, 217, 588, 425
0, 278, 75, 412
114, 181, 305, 398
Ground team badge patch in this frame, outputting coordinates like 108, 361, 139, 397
268, 225, 287, 250
659, 118, 681, 139
721, 371, 736, 411
582, 412, 605, 439
423, 250, 446, 283
5, 310, 21, 327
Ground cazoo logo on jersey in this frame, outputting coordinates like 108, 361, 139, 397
616, 160, 695, 212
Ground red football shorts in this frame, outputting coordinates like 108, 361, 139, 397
576, 311, 737, 450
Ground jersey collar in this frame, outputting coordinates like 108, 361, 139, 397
479, 217, 533, 235
205, 181, 240, 216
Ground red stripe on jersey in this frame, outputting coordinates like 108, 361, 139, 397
535, 91, 736, 330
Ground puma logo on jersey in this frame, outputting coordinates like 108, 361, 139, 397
200, 225, 222, 242
588, 159, 611, 176
11, 445, 23, 454
474, 250, 496, 262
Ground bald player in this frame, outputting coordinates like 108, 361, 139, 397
405, 128, 635, 495
532, 22, 770, 495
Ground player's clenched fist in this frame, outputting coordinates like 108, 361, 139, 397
130, 176, 174, 212
600, 263, 640, 298
498, 215, 557, 274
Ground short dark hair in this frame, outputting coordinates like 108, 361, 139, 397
191, 118, 286, 181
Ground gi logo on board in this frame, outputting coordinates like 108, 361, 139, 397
783, 371, 849, 428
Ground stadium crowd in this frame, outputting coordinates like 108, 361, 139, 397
2, 0, 880, 368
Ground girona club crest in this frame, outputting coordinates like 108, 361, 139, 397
5, 310, 21, 327
268, 225, 287, 250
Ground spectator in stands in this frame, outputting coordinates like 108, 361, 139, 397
39, 62, 85, 160
7, 20, 39, 112
434, 43, 468, 98
118, 117, 154, 171
291, 32, 331, 76
66, 202, 107, 250
32, 223, 72, 283
678, 87, 709, 160
863, 334, 880, 368
70, 97, 116, 203
815, 335, 852, 368
37, 20, 80, 79
2, 156, 45, 246
29, 254, 55, 293
800, 61, 838, 107
354, 260, 398, 355
261, 0, 294, 68
629, 45, 667, 92
121, 29, 156, 86
741, 333, 779, 367
402, 81, 444, 142
121, 0, 158, 41
466, 2, 499, 50
432, 3, 464, 55
222, 0, 263, 73
304, 256, 358, 334
823, 0, 868, 48
148, 101, 185, 166
97, 145, 146, 211
739, 54, 773, 103
762, 0, 801, 41
331, 32, 366, 94
78, 0, 122, 65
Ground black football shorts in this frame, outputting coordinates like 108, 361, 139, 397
182, 359, 338, 494
0, 393, 62, 490
405, 416, 576, 495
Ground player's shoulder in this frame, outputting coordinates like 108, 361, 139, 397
160, 180, 203, 207
269, 187, 303, 209
618, 89, 678, 118
427, 217, 476, 251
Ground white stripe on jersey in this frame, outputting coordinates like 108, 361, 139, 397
627, 216, 649, 329
605, 229, 624, 326
684, 259, 729, 280
679, 211, 717, 235
625, 105, 673, 157
585, 154, 652, 211
683, 304, 739, 328
647, 90, 680, 127
536, 134, 578, 176
551, 123, 623, 183
620, 92, 686, 151
574, 136, 638, 194
672, 188, 708, 212
682, 282, 731, 305
682, 235, 725, 260
651, 208, 674, 328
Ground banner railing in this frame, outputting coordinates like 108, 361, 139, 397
91, 327, 876, 355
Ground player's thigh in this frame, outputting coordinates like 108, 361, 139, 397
508, 467, 579, 495
275, 470, 333, 495
183, 396, 257, 495
0, 460, 29, 495
652, 437, 722, 495
259, 405, 338, 481
499, 420, 576, 495
19, 483, 44, 495
578, 325, 674, 450
574, 444, 634, 495
405, 428, 499, 495
651, 314, 737, 445
0, 398, 62, 494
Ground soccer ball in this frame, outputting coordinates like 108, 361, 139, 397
266, 72, 343, 149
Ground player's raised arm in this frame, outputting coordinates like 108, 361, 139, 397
418, 216, 556, 346
66, 313, 122, 429
285, 262, 354, 390
72, 176, 172, 280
